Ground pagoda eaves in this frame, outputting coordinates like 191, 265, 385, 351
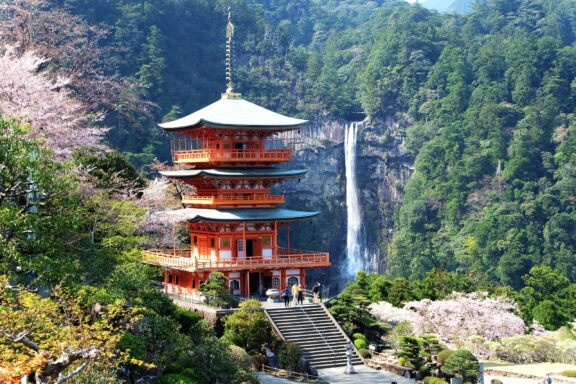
159, 96, 307, 131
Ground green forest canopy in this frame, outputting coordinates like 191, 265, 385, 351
55, 0, 576, 288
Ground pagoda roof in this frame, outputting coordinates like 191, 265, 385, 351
159, 208, 317, 224
159, 95, 307, 131
160, 168, 306, 179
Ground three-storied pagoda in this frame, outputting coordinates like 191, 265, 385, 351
143, 10, 330, 298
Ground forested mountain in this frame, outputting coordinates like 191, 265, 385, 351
7, 0, 565, 286
1, 0, 576, 380
51, 0, 576, 289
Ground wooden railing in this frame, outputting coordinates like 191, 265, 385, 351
173, 148, 291, 163
182, 193, 285, 206
143, 248, 330, 271
261, 365, 320, 382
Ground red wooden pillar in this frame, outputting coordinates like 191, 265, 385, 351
247, 271, 250, 297
164, 270, 167, 293
301, 268, 306, 289
243, 221, 246, 259
280, 269, 286, 289
274, 221, 278, 257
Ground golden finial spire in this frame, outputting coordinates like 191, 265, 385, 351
225, 7, 236, 95
222, 7, 240, 99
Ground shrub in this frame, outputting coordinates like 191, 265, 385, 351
353, 333, 367, 341
436, 349, 454, 365
222, 300, 275, 352
490, 379, 504, 384
399, 336, 421, 368
563, 370, 576, 378
228, 345, 251, 370
397, 356, 415, 369
417, 365, 431, 379
424, 378, 450, 384
159, 374, 199, 384
251, 354, 267, 371
441, 349, 479, 382
278, 341, 301, 371
359, 349, 371, 359
174, 307, 203, 334
354, 338, 368, 350
200, 272, 231, 308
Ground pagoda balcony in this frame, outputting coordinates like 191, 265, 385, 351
182, 192, 285, 207
173, 148, 291, 164
143, 247, 330, 272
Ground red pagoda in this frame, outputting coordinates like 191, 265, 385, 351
143, 10, 330, 298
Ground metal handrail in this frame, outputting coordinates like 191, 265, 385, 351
298, 305, 338, 357
163, 288, 241, 309
261, 365, 319, 381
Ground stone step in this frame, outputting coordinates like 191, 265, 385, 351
278, 328, 344, 338
303, 354, 363, 363
265, 304, 363, 370
281, 334, 344, 342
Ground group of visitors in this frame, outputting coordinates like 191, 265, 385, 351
281, 282, 321, 307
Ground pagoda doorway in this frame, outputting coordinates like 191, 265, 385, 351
249, 272, 261, 296
237, 239, 256, 259
246, 239, 254, 258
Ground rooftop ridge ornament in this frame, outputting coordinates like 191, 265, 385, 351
223, 7, 241, 99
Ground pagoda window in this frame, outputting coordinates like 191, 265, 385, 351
192, 279, 196, 289
262, 235, 272, 246
193, 236, 198, 245
210, 238, 215, 248
168, 274, 173, 284
220, 237, 231, 248
175, 276, 179, 285
272, 278, 280, 288
230, 280, 240, 291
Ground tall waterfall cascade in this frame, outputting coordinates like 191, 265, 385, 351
344, 123, 364, 279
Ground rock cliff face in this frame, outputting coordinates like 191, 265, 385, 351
285, 117, 413, 283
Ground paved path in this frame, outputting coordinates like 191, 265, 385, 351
318, 366, 416, 383
256, 366, 416, 384
254, 372, 302, 384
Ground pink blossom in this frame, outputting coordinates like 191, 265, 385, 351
0, 47, 105, 159
371, 292, 526, 349
403, 292, 526, 347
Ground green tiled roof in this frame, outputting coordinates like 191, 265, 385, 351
162, 208, 318, 223
159, 96, 307, 130
160, 168, 306, 179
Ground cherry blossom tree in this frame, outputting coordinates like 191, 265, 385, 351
371, 292, 526, 349
0, 0, 151, 124
0, 47, 104, 159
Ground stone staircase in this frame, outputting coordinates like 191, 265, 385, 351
265, 304, 363, 369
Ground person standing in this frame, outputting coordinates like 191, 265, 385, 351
291, 283, 300, 306
297, 284, 304, 305
281, 286, 290, 307
312, 282, 321, 303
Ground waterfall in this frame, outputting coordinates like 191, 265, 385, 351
344, 123, 363, 279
